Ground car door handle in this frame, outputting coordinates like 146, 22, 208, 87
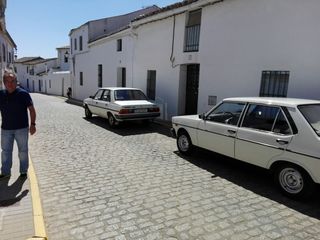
227, 129, 236, 134
276, 139, 289, 145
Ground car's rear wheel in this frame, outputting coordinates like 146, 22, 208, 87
177, 131, 193, 155
84, 106, 92, 118
108, 113, 117, 128
274, 163, 315, 199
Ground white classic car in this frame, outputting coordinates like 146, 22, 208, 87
83, 87, 160, 127
171, 97, 320, 199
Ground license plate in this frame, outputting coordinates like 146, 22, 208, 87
135, 109, 147, 113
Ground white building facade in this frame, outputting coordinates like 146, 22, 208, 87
70, 0, 320, 120
43, 46, 71, 97
15, 46, 70, 97
15, 57, 57, 92
69, 6, 160, 100
0, 0, 17, 88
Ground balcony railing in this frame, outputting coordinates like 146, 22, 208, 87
184, 24, 200, 52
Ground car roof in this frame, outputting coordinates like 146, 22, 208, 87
98, 87, 142, 91
223, 97, 320, 107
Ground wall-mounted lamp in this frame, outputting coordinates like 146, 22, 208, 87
64, 51, 69, 63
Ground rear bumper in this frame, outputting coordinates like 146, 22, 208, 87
115, 112, 160, 121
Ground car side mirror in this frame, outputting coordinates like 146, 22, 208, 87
89, 96, 93, 99
198, 113, 206, 120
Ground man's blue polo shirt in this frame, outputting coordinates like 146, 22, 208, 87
0, 88, 33, 130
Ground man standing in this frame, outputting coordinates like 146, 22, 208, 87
0, 68, 36, 179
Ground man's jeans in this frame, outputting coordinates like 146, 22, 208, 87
1, 128, 29, 175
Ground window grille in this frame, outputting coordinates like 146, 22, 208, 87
184, 9, 201, 52
147, 70, 156, 100
80, 72, 83, 86
98, 64, 102, 87
117, 39, 122, 52
259, 71, 289, 97
79, 36, 83, 51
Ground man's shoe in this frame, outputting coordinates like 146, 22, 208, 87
20, 173, 27, 178
0, 174, 11, 180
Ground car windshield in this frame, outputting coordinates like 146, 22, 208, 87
298, 104, 320, 136
114, 89, 147, 101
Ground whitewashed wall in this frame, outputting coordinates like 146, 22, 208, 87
44, 71, 71, 97
70, 0, 320, 119
132, 15, 185, 119
132, 0, 320, 118
15, 63, 28, 87
198, 0, 320, 113
71, 27, 134, 100
70, 24, 89, 99
57, 47, 70, 71
0, 33, 15, 89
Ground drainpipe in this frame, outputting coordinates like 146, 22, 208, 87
129, 22, 138, 88
170, 14, 176, 68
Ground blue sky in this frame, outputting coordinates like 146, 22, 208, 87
6, 0, 179, 59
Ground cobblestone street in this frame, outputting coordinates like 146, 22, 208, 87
29, 93, 320, 240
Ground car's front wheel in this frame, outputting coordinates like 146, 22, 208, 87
84, 106, 92, 118
177, 131, 193, 155
274, 163, 315, 199
107, 113, 117, 128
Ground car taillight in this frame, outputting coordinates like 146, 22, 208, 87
148, 107, 160, 112
119, 109, 133, 114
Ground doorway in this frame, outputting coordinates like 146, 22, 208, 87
185, 64, 199, 115
117, 67, 126, 87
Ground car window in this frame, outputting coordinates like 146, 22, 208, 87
114, 90, 147, 101
102, 90, 110, 102
242, 104, 280, 131
298, 104, 320, 136
94, 89, 104, 100
273, 110, 292, 135
206, 102, 245, 125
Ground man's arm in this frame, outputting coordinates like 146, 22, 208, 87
28, 105, 36, 135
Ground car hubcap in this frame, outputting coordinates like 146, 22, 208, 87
109, 116, 114, 125
279, 167, 303, 194
178, 135, 189, 152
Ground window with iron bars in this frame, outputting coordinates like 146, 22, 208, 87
184, 9, 201, 52
80, 72, 83, 86
259, 71, 289, 97
147, 70, 156, 100
98, 64, 103, 87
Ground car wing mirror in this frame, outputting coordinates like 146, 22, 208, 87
198, 113, 206, 120
89, 96, 93, 99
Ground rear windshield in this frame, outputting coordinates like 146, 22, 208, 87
114, 90, 147, 101
298, 104, 320, 136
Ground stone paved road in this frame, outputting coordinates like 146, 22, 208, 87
29, 93, 320, 240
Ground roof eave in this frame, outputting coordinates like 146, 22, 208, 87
132, 0, 223, 28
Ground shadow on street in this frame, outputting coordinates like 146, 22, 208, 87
83, 116, 172, 137
175, 147, 320, 220
0, 177, 29, 207
82, 108, 320, 219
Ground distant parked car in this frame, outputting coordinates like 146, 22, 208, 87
171, 97, 320, 199
83, 87, 160, 127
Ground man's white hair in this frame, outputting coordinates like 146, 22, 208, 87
3, 68, 17, 81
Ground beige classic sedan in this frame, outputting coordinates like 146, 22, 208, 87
171, 97, 320, 199
83, 87, 160, 127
